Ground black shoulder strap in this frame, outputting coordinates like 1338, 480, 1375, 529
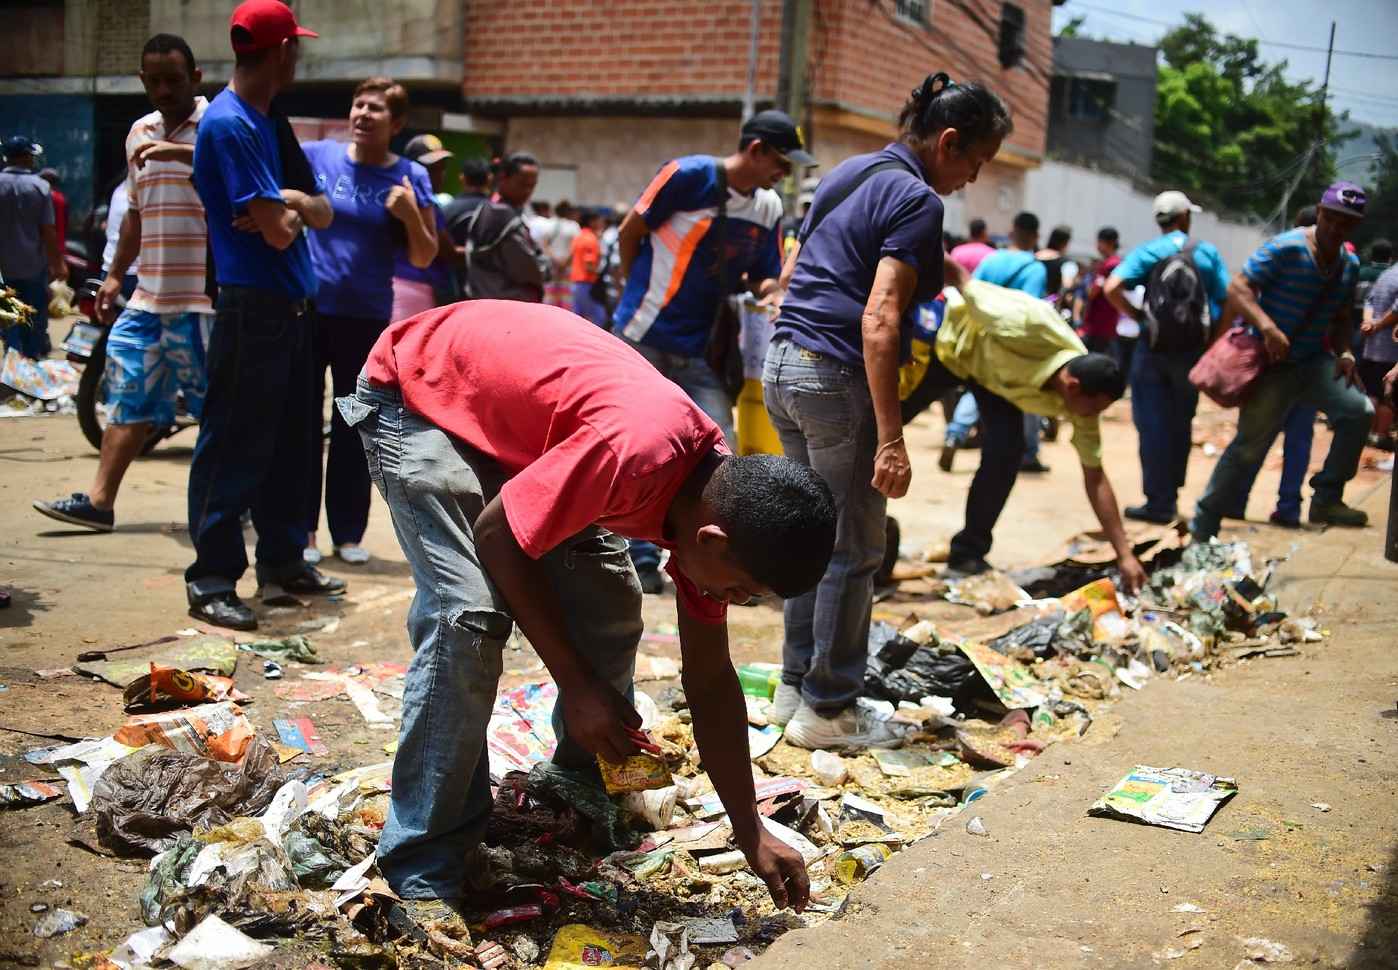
800, 158, 915, 243
712, 157, 730, 326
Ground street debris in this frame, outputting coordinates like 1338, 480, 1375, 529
32, 908, 87, 939
5, 532, 1340, 967
1088, 766, 1238, 833
1238, 936, 1294, 963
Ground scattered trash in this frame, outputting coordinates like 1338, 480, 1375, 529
598, 751, 672, 795
110, 925, 174, 968
33, 907, 87, 938
115, 701, 256, 763
76, 636, 237, 689
621, 786, 678, 830
648, 921, 696, 970
0, 780, 63, 807
833, 844, 891, 885
1173, 902, 1206, 913
544, 924, 648, 969
1238, 936, 1294, 963
944, 571, 1030, 614
274, 717, 329, 757
167, 914, 274, 969
263, 660, 283, 680
122, 664, 249, 713
810, 750, 848, 786
685, 915, 739, 945
1088, 766, 1238, 833
966, 816, 989, 837
237, 636, 321, 664
1310, 802, 1331, 813
1155, 937, 1206, 960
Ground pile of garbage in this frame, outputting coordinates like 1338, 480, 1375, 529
1, 534, 1326, 968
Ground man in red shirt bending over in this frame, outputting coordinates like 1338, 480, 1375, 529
345, 301, 837, 913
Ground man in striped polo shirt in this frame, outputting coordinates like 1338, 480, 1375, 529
34, 34, 212, 533
1192, 181, 1374, 540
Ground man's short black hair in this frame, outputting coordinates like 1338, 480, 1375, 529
1098, 226, 1119, 245
969, 217, 987, 238
1293, 204, 1318, 228
1012, 211, 1039, 235
1369, 238, 1393, 263
143, 33, 197, 74
1067, 353, 1126, 400
1047, 225, 1071, 250
461, 157, 490, 187
705, 454, 836, 598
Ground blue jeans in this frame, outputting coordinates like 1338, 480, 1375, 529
184, 287, 317, 596
945, 390, 978, 445
626, 339, 735, 573
1193, 355, 1373, 539
571, 281, 608, 328
3, 273, 48, 359
343, 377, 643, 898
763, 339, 884, 714
1129, 343, 1200, 517
1226, 406, 1316, 520
1022, 413, 1042, 462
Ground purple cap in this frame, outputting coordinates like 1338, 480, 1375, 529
1319, 180, 1366, 218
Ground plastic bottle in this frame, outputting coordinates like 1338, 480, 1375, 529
737, 663, 781, 699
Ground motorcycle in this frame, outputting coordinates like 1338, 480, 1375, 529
62, 276, 194, 454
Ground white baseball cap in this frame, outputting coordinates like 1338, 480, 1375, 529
1152, 190, 1202, 221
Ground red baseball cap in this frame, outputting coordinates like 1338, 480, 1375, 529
229, 0, 319, 55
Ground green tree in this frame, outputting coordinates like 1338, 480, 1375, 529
1151, 13, 1350, 222
1352, 132, 1398, 254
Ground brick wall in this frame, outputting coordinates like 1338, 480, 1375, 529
463, 0, 784, 102
809, 0, 1051, 160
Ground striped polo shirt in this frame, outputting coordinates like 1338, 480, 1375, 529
1242, 228, 1358, 361
126, 97, 212, 315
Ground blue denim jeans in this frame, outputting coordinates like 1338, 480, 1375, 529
3, 273, 48, 359
342, 377, 643, 899
763, 339, 883, 714
185, 287, 317, 596
1193, 355, 1373, 539
1226, 405, 1316, 520
625, 339, 735, 572
1129, 343, 1200, 517
945, 390, 978, 445
1022, 413, 1042, 462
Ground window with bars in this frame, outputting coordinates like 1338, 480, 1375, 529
895, 0, 931, 27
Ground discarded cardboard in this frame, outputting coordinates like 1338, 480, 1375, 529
75, 636, 238, 689
274, 718, 329, 757
1088, 765, 1238, 833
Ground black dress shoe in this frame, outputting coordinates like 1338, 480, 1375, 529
943, 556, 992, 579
189, 591, 258, 631
260, 565, 347, 604
1124, 504, 1175, 524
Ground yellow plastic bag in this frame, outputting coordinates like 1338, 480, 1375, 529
544, 923, 648, 969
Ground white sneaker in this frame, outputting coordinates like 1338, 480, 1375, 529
783, 701, 911, 751
335, 543, 371, 565
770, 683, 801, 727
302, 545, 323, 565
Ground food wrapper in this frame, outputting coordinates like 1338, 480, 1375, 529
597, 752, 672, 794
122, 663, 249, 713
1059, 577, 1130, 642
0, 780, 64, 807
114, 701, 256, 763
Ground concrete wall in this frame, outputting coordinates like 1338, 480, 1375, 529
1047, 37, 1157, 178
1023, 159, 1265, 269
0, 94, 97, 224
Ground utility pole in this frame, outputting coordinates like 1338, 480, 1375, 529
742, 0, 762, 122
1276, 21, 1335, 232
776, 0, 812, 131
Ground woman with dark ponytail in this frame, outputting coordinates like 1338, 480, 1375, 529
762, 73, 1011, 752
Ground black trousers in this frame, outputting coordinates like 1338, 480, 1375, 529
902, 356, 1027, 563
307, 312, 389, 546
185, 287, 317, 594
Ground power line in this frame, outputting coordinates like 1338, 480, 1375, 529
1065, 2, 1398, 61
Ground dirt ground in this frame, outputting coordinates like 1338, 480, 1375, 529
0, 322, 1394, 967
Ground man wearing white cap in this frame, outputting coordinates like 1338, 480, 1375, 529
1104, 190, 1230, 523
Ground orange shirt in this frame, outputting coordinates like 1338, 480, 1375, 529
570, 227, 601, 283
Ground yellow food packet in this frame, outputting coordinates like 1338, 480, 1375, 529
596, 752, 672, 794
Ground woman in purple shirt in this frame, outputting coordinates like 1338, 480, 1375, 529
762, 74, 1012, 752
302, 77, 438, 565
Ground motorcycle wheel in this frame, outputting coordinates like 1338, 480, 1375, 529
75, 329, 169, 455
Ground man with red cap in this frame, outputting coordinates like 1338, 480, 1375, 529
185, 0, 341, 631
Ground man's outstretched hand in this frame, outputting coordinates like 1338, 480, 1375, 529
742, 828, 810, 912
559, 675, 641, 765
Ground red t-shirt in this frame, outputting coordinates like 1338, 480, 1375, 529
365, 301, 728, 623
570, 227, 601, 283
1082, 254, 1122, 341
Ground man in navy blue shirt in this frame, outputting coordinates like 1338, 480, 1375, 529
185, 0, 342, 631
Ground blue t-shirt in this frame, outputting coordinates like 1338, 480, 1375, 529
774, 142, 944, 368
302, 141, 434, 318
193, 88, 317, 299
613, 155, 784, 358
392, 204, 451, 290
1243, 229, 1358, 362
1111, 230, 1231, 322
973, 249, 1047, 297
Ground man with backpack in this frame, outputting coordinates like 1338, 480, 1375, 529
1104, 191, 1230, 524
460, 152, 550, 302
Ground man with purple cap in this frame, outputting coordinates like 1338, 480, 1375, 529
185, 0, 342, 631
1191, 181, 1373, 541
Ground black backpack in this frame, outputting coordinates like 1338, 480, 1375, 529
1143, 241, 1211, 353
